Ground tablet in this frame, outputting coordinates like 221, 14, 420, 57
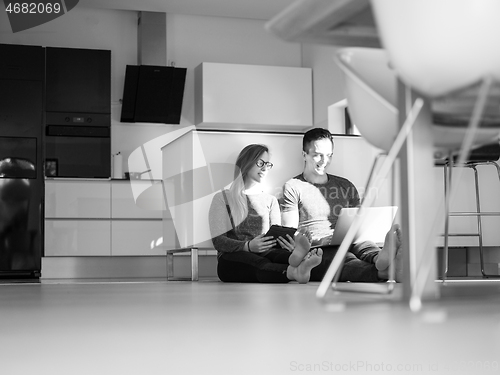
265, 225, 297, 247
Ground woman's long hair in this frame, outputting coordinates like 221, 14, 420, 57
227, 144, 269, 229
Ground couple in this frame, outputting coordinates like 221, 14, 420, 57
208, 128, 402, 284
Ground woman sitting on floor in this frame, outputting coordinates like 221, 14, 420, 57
208, 144, 322, 283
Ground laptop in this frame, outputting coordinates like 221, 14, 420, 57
329, 206, 398, 246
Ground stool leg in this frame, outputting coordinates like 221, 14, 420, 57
167, 253, 174, 280
490, 161, 500, 274
442, 158, 452, 280
490, 160, 500, 181
471, 165, 487, 277
166, 247, 200, 281
191, 248, 199, 281
471, 161, 500, 278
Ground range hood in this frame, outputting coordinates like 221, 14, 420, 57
121, 12, 186, 124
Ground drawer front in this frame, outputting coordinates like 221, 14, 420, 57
111, 220, 166, 256
45, 180, 111, 218
111, 181, 163, 219
45, 220, 111, 256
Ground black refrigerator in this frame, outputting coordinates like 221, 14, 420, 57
0, 44, 43, 279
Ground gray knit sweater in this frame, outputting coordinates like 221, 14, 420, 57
209, 190, 280, 257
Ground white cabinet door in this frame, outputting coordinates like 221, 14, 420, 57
111, 221, 164, 256
45, 180, 111, 218
195, 62, 313, 132
45, 220, 111, 256
111, 181, 162, 219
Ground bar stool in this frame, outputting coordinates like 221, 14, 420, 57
440, 143, 500, 278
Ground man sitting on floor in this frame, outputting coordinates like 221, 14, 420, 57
281, 128, 402, 282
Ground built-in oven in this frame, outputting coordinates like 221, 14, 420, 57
44, 113, 111, 178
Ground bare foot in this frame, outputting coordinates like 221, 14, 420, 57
375, 224, 401, 271
378, 247, 403, 282
288, 248, 323, 284
288, 232, 311, 267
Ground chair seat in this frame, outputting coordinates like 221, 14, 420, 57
435, 143, 500, 166
336, 47, 500, 155
463, 143, 500, 162
432, 82, 500, 128
433, 114, 500, 128
371, 0, 500, 97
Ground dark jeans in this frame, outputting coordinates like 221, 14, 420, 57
218, 241, 381, 283
310, 241, 381, 282
217, 249, 292, 283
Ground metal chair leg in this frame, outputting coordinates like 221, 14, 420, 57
471, 165, 486, 276
468, 161, 500, 278
442, 156, 452, 280
191, 248, 199, 281
489, 160, 500, 180
446, 160, 500, 278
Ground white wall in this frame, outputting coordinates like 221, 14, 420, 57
302, 43, 348, 133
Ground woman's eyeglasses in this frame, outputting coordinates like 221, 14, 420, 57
256, 159, 273, 170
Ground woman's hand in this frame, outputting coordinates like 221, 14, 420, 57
276, 234, 295, 252
248, 234, 276, 253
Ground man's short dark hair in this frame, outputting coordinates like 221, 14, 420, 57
303, 128, 334, 152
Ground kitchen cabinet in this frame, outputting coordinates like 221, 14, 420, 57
45, 180, 111, 218
0, 43, 44, 81
45, 47, 111, 115
45, 220, 111, 256
44, 46, 111, 179
111, 221, 163, 256
111, 180, 161, 219
111, 180, 166, 256
45, 179, 167, 257
45, 180, 111, 256
195, 62, 313, 132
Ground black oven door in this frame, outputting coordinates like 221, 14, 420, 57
45, 126, 110, 178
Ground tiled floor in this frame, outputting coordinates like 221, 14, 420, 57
1, 279, 500, 375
